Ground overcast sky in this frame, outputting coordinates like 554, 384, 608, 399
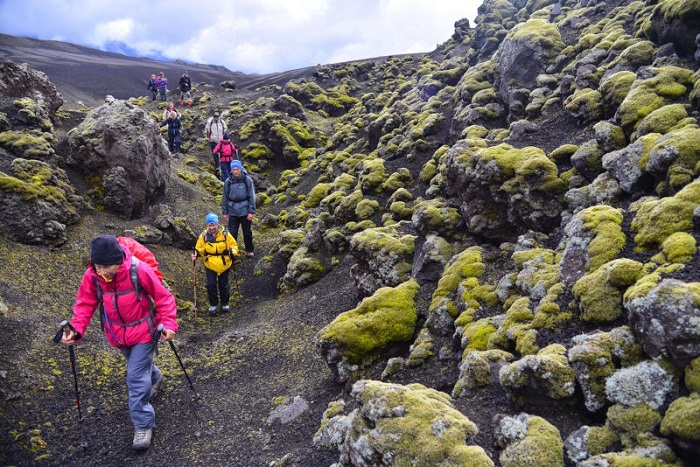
0, 1, 480, 74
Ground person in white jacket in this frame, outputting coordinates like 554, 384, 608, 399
204, 111, 228, 169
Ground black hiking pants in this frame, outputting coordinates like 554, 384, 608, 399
205, 267, 230, 307
228, 216, 254, 254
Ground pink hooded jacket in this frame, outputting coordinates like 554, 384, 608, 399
70, 248, 178, 348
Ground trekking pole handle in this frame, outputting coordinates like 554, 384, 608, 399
53, 320, 73, 344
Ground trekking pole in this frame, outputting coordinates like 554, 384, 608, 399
53, 321, 86, 425
192, 253, 198, 321
231, 261, 242, 308
157, 324, 200, 399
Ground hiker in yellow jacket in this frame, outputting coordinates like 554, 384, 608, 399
191, 212, 238, 315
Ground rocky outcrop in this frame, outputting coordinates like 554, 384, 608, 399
0, 158, 83, 245
314, 380, 493, 466
443, 141, 566, 241
0, 60, 63, 128
66, 96, 171, 219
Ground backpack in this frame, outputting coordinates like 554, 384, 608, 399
118, 236, 163, 283
224, 175, 251, 202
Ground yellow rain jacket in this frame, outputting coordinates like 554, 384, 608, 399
195, 227, 239, 274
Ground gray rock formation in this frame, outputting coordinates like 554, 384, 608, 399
66, 96, 171, 219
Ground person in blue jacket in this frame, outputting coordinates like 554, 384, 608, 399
222, 160, 255, 257
160, 111, 182, 154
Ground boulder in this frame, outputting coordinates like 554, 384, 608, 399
66, 96, 171, 219
0, 60, 63, 128
625, 278, 700, 367
314, 379, 493, 466
0, 158, 83, 245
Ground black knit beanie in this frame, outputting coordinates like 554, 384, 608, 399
90, 235, 124, 265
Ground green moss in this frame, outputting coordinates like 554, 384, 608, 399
500, 344, 576, 400
409, 110, 445, 140
635, 104, 691, 139
347, 380, 494, 466
317, 280, 420, 365
565, 88, 604, 122
660, 393, 700, 441
357, 158, 388, 193
302, 183, 331, 208
685, 357, 700, 392
430, 247, 484, 316
355, 198, 380, 220
453, 349, 514, 397
587, 425, 619, 456
548, 144, 578, 162
508, 18, 565, 52
282, 246, 325, 288
631, 178, 700, 249
0, 130, 56, 159
658, 0, 700, 21
573, 258, 644, 323
411, 198, 463, 238
647, 126, 700, 192
582, 206, 627, 272
617, 66, 694, 130
607, 403, 662, 438
658, 232, 697, 263
600, 71, 636, 106
462, 319, 497, 352
499, 415, 564, 467
389, 201, 413, 220
334, 190, 363, 222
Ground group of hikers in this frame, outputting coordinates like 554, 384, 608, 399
147, 70, 192, 106
57, 77, 258, 450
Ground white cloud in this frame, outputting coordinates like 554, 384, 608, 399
91, 18, 135, 43
0, 0, 480, 74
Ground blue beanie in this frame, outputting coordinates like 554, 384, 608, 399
223, 132, 230, 140
230, 160, 243, 171
90, 235, 124, 265
205, 212, 219, 224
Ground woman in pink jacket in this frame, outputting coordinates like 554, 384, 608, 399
61, 235, 178, 450
212, 132, 239, 181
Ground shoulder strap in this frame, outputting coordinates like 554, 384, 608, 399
131, 257, 142, 301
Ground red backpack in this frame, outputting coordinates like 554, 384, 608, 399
117, 236, 164, 283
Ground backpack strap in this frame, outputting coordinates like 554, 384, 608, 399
93, 257, 155, 348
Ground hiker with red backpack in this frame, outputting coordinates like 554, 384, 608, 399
60, 235, 178, 451
212, 132, 238, 181
191, 213, 239, 315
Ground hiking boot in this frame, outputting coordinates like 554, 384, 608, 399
149, 375, 162, 400
246, 251, 255, 257
208, 306, 217, 315
221, 305, 230, 313
133, 428, 152, 450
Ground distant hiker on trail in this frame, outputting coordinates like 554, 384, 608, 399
179, 71, 192, 107
212, 132, 238, 181
223, 160, 256, 257
192, 213, 239, 315
147, 74, 158, 101
204, 111, 227, 169
156, 71, 168, 101
60, 235, 178, 451
162, 102, 179, 121
160, 111, 182, 154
